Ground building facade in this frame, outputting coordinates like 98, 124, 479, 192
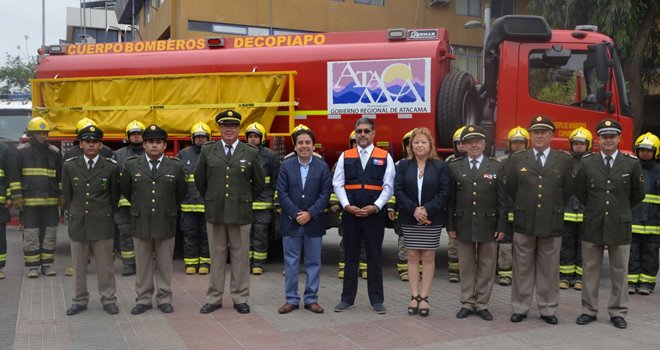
112, 0, 527, 81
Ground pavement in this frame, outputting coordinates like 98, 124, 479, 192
1, 225, 660, 350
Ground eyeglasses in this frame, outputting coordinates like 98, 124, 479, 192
355, 128, 372, 134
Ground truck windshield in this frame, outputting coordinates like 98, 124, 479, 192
528, 50, 606, 112
0, 108, 31, 143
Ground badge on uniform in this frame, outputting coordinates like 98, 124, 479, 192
73, 176, 79, 181
483, 173, 496, 179
520, 167, 527, 172
99, 178, 108, 190
373, 159, 384, 166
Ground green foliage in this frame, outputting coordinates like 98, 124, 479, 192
528, 0, 660, 85
0, 53, 36, 95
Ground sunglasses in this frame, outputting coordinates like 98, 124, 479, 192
355, 128, 372, 134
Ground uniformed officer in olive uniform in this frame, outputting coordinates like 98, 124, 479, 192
447, 125, 506, 321
196, 110, 265, 315
120, 124, 186, 315
504, 115, 574, 325
575, 119, 645, 330
62, 125, 120, 316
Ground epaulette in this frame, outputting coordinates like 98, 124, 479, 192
126, 155, 140, 161
64, 156, 79, 162
312, 152, 323, 159
557, 149, 571, 156
624, 153, 638, 160
105, 157, 117, 164
496, 154, 509, 161
168, 156, 181, 161
582, 153, 594, 158
16, 142, 30, 150
448, 156, 464, 163
48, 144, 60, 153
488, 157, 501, 163
244, 143, 258, 150
513, 149, 526, 154
203, 140, 216, 146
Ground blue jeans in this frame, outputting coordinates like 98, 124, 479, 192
282, 235, 323, 305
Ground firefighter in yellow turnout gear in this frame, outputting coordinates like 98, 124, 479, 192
334, 131, 368, 279
112, 120, 146, 276
9, 117, 63, 278
628, 132, 660, 295
177, 122, 212, 274
444, 127, 466, 283
387, 130, 417, 281
496, 126, 529, 286
246, 122, 280, 275
559, 127, 592, 290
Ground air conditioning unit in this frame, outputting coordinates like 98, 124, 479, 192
429, 0, 449, 7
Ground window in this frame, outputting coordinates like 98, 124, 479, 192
188, 20, 312, 36
72, 28, 120, 43
528, 50, 606, 111
355, 0, 385, 6
491, 0, 515, 18
456, 0, 481, 17
453, 45, 482, 81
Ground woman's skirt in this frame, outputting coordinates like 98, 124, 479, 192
402, 224, 442, 249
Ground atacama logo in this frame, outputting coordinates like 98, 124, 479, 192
327, 58, 431, 115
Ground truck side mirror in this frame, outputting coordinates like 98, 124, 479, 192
593, 44, 612, 83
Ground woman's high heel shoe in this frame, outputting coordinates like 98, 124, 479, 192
408, 295, 421, 315
419, 296, 430, 317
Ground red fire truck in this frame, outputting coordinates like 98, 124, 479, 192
32, 15, 633, 163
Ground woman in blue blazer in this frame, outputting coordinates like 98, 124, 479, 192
394, 127, 450, 317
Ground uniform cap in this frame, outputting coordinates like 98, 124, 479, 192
78, 125, 103, 140
215, 110, 242, 125
460, 125, 487, 142
595, 119, 622, 136
528, 115, 555, 131
142, 124, 168, 140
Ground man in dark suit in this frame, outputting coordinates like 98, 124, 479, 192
62, 125, 120, 316
276, 127, 332, 314
575, 119, 644, 329
333, 117, 395, 314
119, 124, 187, 315
195, 110, 265, 315
447, 125, 506, 321
504, 115, 574, 325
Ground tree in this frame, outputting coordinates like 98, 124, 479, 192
0, 53, 36, 95
529, 0, 660, 135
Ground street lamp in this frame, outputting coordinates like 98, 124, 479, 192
464, 5, 491, 81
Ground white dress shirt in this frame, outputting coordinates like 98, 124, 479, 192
146, 154, 165, 171
221, 139, 240, 156
533, 147, 550, 167
601, 150, 619, 167
84, 154, 100, 170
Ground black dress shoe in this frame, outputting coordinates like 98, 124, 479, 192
541, 315, 558, 325
610, 316, 627, 329
200, 303, 222, 314
103, 303, 119, 315
234, 303, 250, 314
66, 304, 87, 316
158, 303, 174, 313
510, 313, 527, 322
576, 313, 596, 325
456, 307, 474, 319
130, 304, 153, 315
477, 309, 493, 321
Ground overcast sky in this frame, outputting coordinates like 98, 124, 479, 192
0, 0, 81, 66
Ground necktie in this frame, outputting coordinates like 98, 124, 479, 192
605, 156, 612, 172
150, 159, 159, 177
226, 144, 233, 161
87, 159, 94, 172
360, 149, 368, 169
470, 159, 479, 177
536, 152, 544, 170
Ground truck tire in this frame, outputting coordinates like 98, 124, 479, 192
436, 69, 474, 148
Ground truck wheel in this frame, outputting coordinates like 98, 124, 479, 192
436, 69, 475, 148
